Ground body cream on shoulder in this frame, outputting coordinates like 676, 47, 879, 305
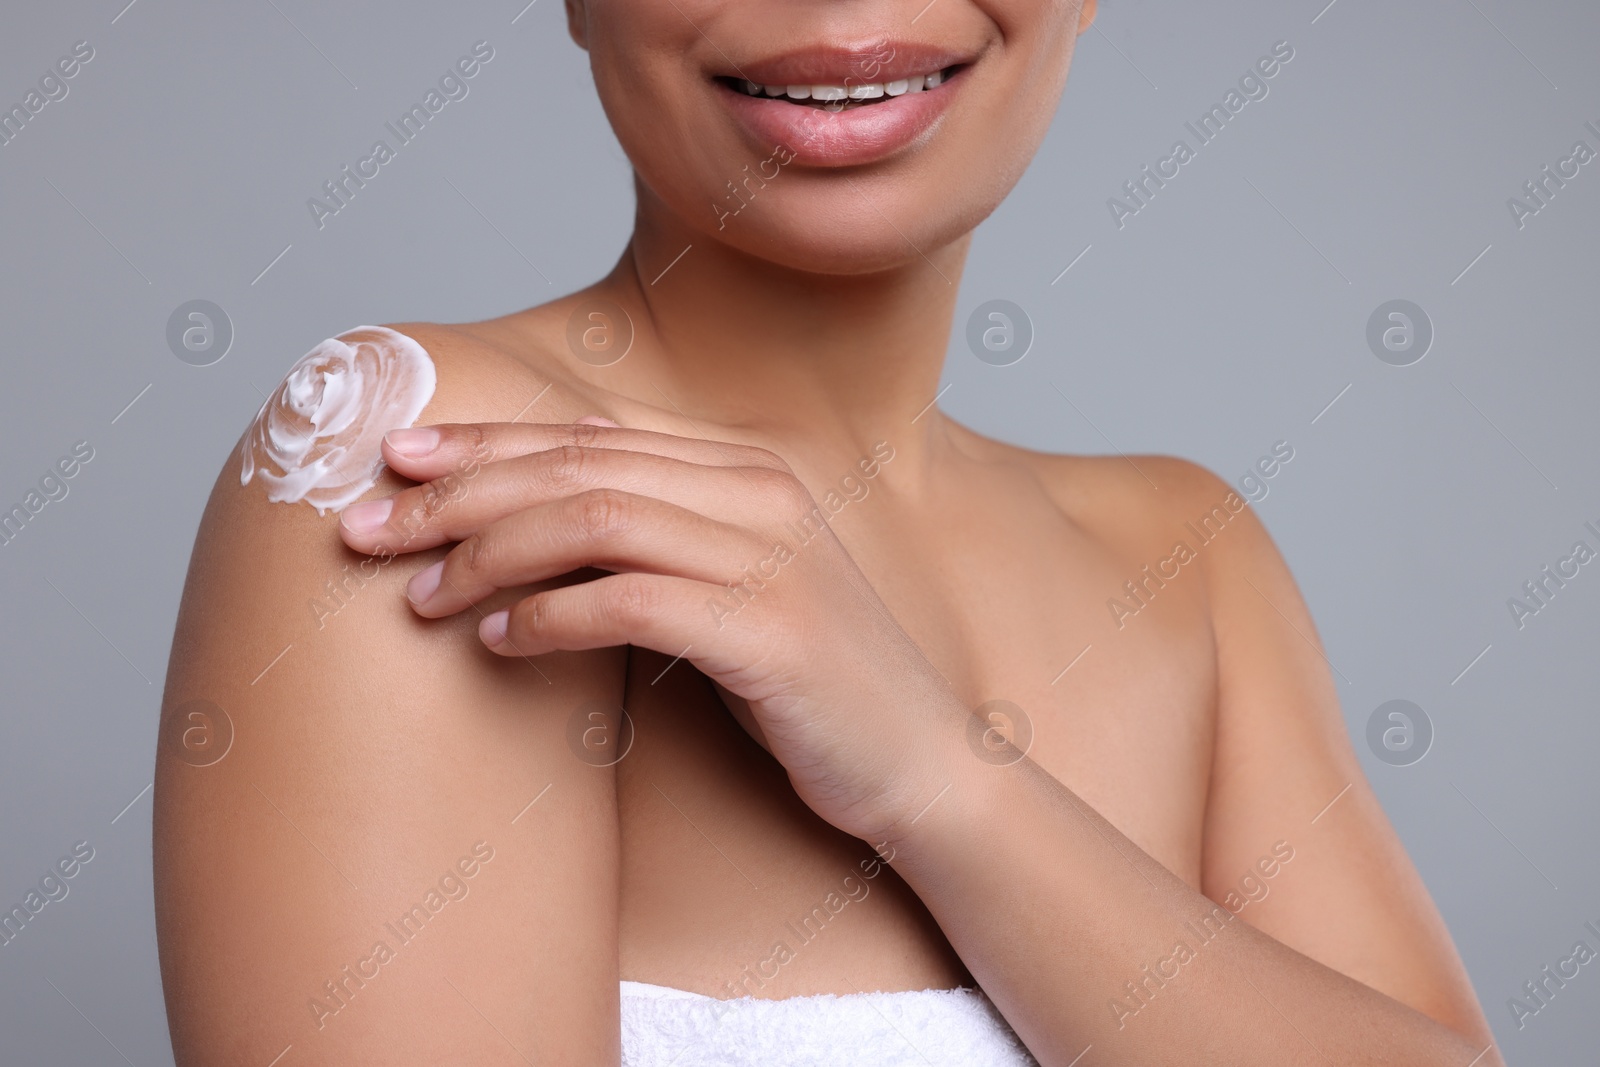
240, 325, 437, 514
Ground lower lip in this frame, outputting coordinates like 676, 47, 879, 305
715, 74, 963, 167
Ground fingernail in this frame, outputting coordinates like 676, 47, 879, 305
480, 610, 509, 648
340, 498, 393, 534
574, 415, 621, 427
407, 560, 443, 606
385, 427, 440, 456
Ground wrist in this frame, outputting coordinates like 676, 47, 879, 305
871, 695, 1010, 856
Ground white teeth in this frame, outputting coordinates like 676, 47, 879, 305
738, 69, 954, 102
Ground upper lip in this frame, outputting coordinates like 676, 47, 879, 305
717, 42, 978, 86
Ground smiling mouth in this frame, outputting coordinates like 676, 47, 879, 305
715, 65, 966, 110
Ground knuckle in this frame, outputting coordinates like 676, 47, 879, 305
460, 422, 491, 463
509, 594, 545, 638
540, 443, 590, 492
459, 530, 496, 577
389, 491, 439, 544
575, 487, 632, 542
563, 422, 605, 449
420, 480, 456, 521
434, 469, 469, 503
609, 574, 657, 626
748, 465, 810, 509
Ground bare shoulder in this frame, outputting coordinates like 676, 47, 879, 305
155, 313, 624, 1064
379, 313, 605, 424
1029, 448, 1241, 529
185, 307, 616, 593
945, 419, 1259, 569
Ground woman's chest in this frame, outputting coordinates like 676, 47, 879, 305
611, 499, 1219, 998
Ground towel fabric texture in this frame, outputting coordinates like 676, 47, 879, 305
619, 979, 1041, 1066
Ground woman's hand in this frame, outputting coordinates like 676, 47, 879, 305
335, 418, 971, 844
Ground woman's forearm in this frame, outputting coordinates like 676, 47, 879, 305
880, 745, 1500, 1067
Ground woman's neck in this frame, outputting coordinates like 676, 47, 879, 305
587, 191, 973, 478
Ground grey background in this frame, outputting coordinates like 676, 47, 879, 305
1, 0, 1595, 1061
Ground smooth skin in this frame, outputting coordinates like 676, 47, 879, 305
154, 0, 1501, 1064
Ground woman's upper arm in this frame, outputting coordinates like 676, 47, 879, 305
1182, 461, 1495, 1046
155, 330, 623, 1065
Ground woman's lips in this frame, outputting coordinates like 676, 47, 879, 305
714, 65, 967, 167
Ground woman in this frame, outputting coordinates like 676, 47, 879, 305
154, 1, 1501, 1063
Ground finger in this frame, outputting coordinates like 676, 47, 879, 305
379, 420, 789, 483
478, 572, 779, 673
407, 489, 772, 618
339, 444, 805, 557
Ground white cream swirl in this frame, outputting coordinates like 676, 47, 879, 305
239, 325, 437, 514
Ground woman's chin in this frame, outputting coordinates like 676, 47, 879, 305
704, 213, 967, 278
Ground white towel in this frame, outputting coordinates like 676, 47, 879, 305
620, 980, 1040, 1066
